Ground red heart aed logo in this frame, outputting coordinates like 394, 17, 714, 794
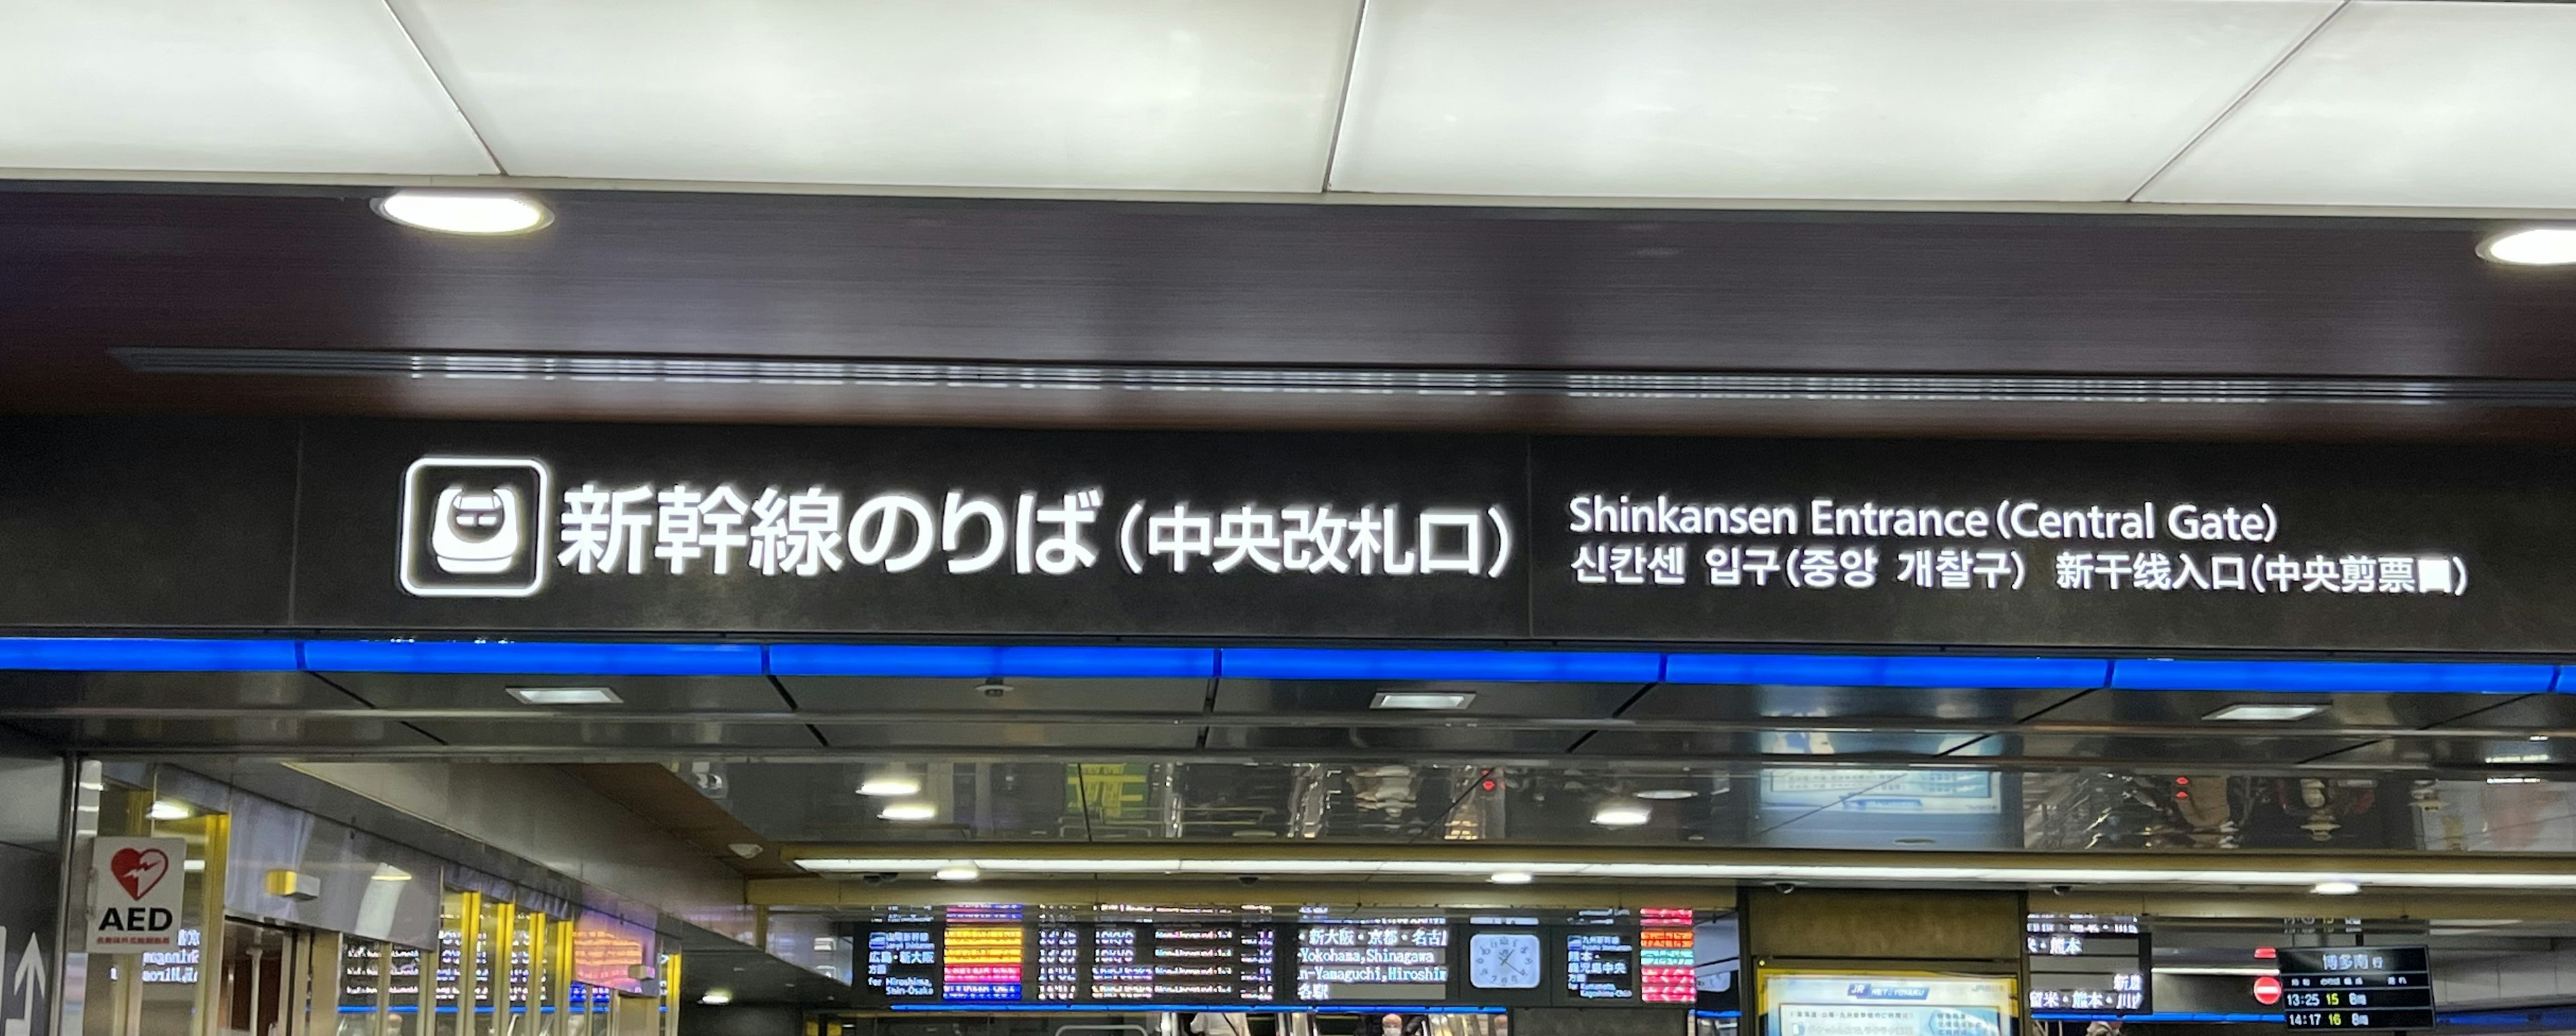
112, 846, 171, 900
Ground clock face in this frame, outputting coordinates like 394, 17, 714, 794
1470, 933, 1542, 990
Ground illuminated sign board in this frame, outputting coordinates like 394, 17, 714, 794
2025, 914, 2147, 1015
851, 908, 1715, 1010
241, 422, 2551, 650
2276, 947, 2433, 1031
1295, 919, 1450, 1002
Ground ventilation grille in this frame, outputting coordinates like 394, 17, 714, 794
108, 347, 2576, 407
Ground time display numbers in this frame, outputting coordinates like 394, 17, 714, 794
1295, 922, 1450, 1002
2277, 947, 2434, 1031
2025, 915, 2149, 1015
1566, 932, 1638, 1000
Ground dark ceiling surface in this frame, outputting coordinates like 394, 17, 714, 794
4, 185, 2575, 439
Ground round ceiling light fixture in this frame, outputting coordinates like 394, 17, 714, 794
374, 189, 553, 236
2478, 227, 2576, 266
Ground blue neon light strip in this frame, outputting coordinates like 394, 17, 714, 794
301, 639, 765, 676
0, 637, 2570, 694
0, 637, 301, 672
1664, 653, 2108, 689
2035, 1013, 2283, 1024
1220, 648, 1662, 682
2109, 658, 2555, 694
770, 645, 1216, 679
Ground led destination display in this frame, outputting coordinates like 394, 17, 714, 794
2277, 947, 2434, 1031
851, 907, 1721, 1009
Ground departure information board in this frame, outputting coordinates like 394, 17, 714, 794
1296, 917, 1450, 1002
2025, 914, 2149, 1015
2277, 947, 2434, 1031
1638, 909, 1697, 1004
851, 907, 1717, 1010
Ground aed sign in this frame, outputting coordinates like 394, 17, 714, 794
87, 837, 186, 952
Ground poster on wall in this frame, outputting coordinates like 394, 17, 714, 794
87, 837, 186, 951
1761, 972, 2015, 1036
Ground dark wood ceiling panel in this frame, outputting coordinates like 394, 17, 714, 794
4, 186, 2573, 437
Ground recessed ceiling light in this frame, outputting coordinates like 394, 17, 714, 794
1633, 789, 1698, 800
148, 800, 193, 821
1371, 691, 1476, 711
857, 776, 922, 797
2204, 703, 2326, 722
879, 801, 938, 821
2479, 227, 2576, 266
934, 866, 981, 882
1593, 804, 1651, 827
2310, 880, 2362, 896
374, 190, 552, 236
506, 686, 621, 705
1488, 871, 1535, 885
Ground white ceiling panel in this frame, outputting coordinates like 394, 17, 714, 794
0, 0, 496, 175
1330, 0, 2335, 202
390, 0, 1361, 191
2142, 1, 2576, 209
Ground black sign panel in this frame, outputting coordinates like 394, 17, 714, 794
2025, 914, 2149, 1015
2277, 946, 2434, 1031
1529, 437, 2575, 651
10, 417, 2576, 651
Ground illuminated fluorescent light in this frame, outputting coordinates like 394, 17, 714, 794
2481, 227, 2576, 266
2487, 776, 2544, 784
148, 800, 193, 821
789, 856, 2576, 890
505, 686, 621, 705
374, 191, 552, 236
2311, 880, 2363, 895
2203, 703, 2326, 722
984, 858, 1187, 874
790, 859, 963, 872
1633, 789, 1699, 800
183, 859, 206, 873
878, 801, 938, 821
698, 991, 732, 1006
857, 774, 922, 797
1593, 804, 1652, 827
1488, 872, 1534, 885
934, 867, 981, 882
1371, 691, 1476, 711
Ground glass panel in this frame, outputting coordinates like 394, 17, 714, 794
386, 943, 425, 1036
434, 894, 471, 1036
338, 938, 386, 1036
